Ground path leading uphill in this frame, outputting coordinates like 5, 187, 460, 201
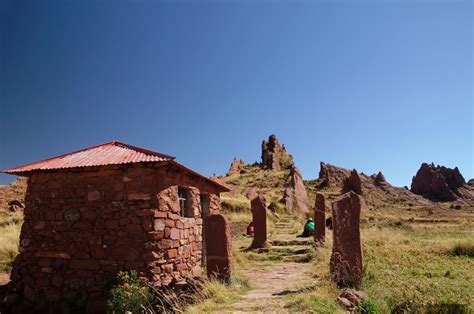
230, 216, 316, 313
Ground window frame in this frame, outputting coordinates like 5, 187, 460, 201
178, 187, 193, 218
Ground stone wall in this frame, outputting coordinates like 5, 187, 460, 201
7, 162, 222, 311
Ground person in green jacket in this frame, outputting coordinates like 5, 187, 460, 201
298, 218, 315, 237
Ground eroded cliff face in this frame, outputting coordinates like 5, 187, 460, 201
411, 163, 474, 202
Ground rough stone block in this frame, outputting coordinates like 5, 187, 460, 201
314, 192, 326, 244
87, 191, 101, 201
204, 213, 232, 282
251, 195, 267, 248
330, 191, 362, 287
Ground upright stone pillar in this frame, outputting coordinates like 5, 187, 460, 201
204, 213, 232, 282
330, 191, 362, 287
251, 195, 267, 248
314, 192, 326, 244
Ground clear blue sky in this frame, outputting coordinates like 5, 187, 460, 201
0, 0, 472, 187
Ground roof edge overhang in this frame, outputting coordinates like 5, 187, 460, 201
3, 140, 175, 175
169, 160, 231, 193
4, 160, 231, 193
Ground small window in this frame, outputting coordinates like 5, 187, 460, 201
178, 187, 193, 218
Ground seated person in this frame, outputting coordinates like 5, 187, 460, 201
246, 221, 254, 236
297, 218, 315, 238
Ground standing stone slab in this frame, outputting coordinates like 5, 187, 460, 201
314, 193, 326, 244
330, 191, 362, 287
204, 213, 232, 282
251, 195, 267, 248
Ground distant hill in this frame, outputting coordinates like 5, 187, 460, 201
0, 178, 27, 211
305, 162, 434, 212
217, 135, 474, 217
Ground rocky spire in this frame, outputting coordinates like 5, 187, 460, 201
261, 134, 293, 171
226, 158, 245, 177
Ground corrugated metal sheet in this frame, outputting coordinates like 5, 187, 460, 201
4, 141, 175, 174
4, 141, 231, 192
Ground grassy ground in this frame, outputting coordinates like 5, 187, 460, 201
187, 202, 474, 313
1, 197, 472, 313
184, 275, 251, 313
0, 211, 22, 275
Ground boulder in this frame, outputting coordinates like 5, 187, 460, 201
338, 289, 368, 309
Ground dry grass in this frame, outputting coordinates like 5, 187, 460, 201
0, 211, 23, 273
270, 206, 474, 313
361, 225, 473, 312
449, 240, 474, 257
220, 195, 251, 212
184, 274, 251, 313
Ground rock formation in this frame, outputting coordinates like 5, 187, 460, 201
281, 187, 294, 212
319, 162, 351, 188
223, 134, 310, 214
315, 162, 432, 208
372, 171, 387, 187
343, 169, 363, 195
226, 158, 245, 177
411, 163, 474, 202
287, 165, 309, 213
261, 134, 293, 171
468, 179, 474, 187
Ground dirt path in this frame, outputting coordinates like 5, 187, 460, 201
230, 216, 315, 313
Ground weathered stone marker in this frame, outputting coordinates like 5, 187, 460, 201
314, 192, 326, 244
330, 191, 362, 287
204, 213, 232, 282
251, 195, 267, 248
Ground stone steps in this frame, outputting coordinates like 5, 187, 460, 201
283, 253, 312, 263
275, 223, 292, 227
270, 239, 313, 247
271, 246, 311, 255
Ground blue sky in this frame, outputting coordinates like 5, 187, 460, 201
0, 0, 472, 187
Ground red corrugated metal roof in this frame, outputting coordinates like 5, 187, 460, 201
4, 141, 231, 192
4, 141, 175, 174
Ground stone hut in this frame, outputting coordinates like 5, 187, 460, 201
3, 141, 230, 312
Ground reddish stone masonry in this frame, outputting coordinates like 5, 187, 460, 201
6, 162, 225, 311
